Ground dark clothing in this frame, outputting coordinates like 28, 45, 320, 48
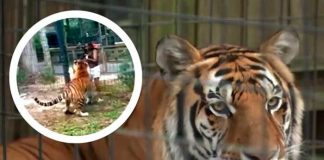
84, 42, 100, 68
87, 52, 99, 68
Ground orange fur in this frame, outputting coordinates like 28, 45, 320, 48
34, 59, 91, 116
2, 32, 303, 160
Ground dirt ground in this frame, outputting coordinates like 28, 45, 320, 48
18, 76, 132, 136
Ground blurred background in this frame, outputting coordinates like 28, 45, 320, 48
1, 0, 324, 159
16, 17, 135, 136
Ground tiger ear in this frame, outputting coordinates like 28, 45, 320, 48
259, 29, 300, 64
156, 35, 201, 80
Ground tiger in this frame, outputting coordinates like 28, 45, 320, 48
33, 59, 91, 117
151, 29, 303, 160
1, 29, 303, 160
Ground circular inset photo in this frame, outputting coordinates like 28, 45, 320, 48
9, 11, 142, 143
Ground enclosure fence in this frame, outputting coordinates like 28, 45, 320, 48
1, 0, 324, 159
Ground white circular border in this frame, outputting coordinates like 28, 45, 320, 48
9, 10, 142, 143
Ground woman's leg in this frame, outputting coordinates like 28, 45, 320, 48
94, 77, 100, 93
94, 77, 103, 102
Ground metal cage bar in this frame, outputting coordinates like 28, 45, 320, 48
74, 144, 80, 160
1, 0, 324, 159
0, 0, 6, 159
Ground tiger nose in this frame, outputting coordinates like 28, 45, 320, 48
242, 149, 279, 160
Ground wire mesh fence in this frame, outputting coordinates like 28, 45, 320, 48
1, 0, 324, 159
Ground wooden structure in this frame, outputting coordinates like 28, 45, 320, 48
1, 0, 324, 157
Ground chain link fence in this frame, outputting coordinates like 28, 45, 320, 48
1, 0, 324, 159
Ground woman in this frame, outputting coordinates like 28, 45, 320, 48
84, 42, 103, 103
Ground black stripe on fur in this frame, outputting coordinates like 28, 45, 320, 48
34, 94, 64, 106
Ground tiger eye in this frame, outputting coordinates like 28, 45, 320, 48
267, 97, 280, 110
209, 101, 227, 112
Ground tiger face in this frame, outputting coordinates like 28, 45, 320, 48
153, 30, 303, 160
72, 59, 90, 78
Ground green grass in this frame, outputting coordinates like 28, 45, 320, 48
50, 82, 130, 136
55, 121, 101, 136
52, 108, 124, 136
104, 110, 123, 120
101, 81, 133, 95
312, 155, 324, 160
40, 65, 56, 84
17, 68, 27, 85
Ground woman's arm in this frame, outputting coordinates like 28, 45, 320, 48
86, 49, 99, 63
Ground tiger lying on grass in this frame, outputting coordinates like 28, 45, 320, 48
2, 29, 304, 160
34, 59, 91, 117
